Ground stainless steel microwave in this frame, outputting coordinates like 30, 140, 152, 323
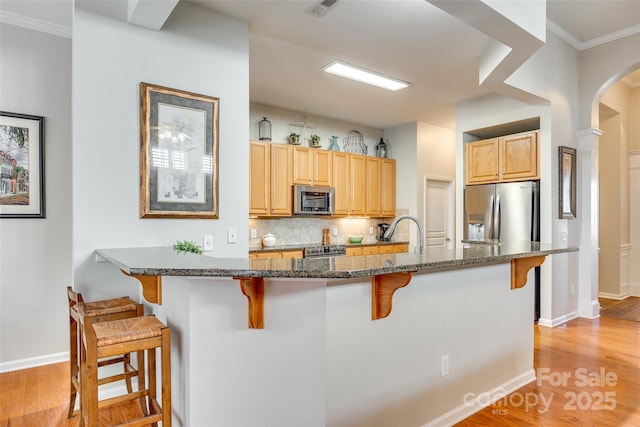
293, 185, 334, 215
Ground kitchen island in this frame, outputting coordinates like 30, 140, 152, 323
96, 242, 576, 426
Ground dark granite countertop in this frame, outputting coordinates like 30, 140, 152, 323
96, 242, 577, 280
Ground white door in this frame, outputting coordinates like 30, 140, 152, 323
424, 178, 453, 248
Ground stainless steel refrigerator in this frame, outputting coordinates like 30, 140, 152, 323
464, 180, 541, 321
463, 180, 540, 244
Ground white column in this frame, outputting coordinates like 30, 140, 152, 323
630, 151, 640, 296
577, 129, 602, 318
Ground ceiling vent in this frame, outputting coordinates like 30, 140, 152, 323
310, 0, 338, 17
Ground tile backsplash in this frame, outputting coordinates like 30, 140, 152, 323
249, 210, 411, 249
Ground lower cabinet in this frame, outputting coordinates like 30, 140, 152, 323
346, 244, 408, 256
249, 250, 303, 260
250, 245, 407, 259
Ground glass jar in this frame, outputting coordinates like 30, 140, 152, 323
376, 138, 387, 158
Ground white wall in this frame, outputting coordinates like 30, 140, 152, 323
455, 31, 582, 326
0, 22, 72, 368
72, 3, 249, 301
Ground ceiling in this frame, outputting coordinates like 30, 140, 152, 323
2, 0, 639, 130
187, 0, 640, 129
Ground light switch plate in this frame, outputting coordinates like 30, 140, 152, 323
203, 235, 214, 251
227, 228, 238, 243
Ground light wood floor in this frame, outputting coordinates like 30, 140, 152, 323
600, 297, 640, 322
1, 316, 638, 426
457, 316, 640, 426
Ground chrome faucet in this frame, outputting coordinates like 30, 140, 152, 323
383, 215, 425, 254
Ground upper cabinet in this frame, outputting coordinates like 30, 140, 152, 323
466, 130, 538, 185
251, 141, 395, 218
249, 141, 292, 216
292, 146, 333, 186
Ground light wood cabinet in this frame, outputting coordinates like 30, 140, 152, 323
249, 141, 270, 215
466, 138, 499, 184
501, 132, 538, 182
280, 250, 303, 259
293, 146, 333, 186
249, 141, 292, 216
378, 245, 395, 254
345, 243, 408, 256
332, 152, 350, 215
270, 144, 293, 215
349, 154, 367, 216
251, 251, 282, 259
251, 141, 395, 217
313, 150, 332, 186
393, 243, 409, 253
362, 246, 379, 255
292, 146, 313, 185
381, 159, 396, 217
465, 131, 538, 185
346, 247, 362, 256
249, 249, 303, 259
366, 157, 381, 216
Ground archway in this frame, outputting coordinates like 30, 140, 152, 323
576, 34, 640, 317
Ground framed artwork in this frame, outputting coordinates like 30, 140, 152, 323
0, 112, 45, 218
140, 83, 219, 219
559, 146, 576, 219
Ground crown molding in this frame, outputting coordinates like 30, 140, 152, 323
0, 10, 71, 39
547, 18, 640, 51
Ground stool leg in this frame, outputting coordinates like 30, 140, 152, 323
161, 328, 172, 427
136, 349, 149, 416
148, 346, 158, 427
84, 327, 99, 427
69, 314, 78, 419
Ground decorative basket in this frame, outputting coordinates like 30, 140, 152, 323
343, 130, 368, 155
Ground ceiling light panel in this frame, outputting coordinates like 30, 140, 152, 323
322, 61, 410, 91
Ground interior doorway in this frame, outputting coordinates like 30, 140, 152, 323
423, 177, 454, 249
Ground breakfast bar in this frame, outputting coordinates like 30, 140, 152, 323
96, 242, 576, 426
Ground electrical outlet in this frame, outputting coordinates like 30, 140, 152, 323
227, 228, 238, 244
332, 227, 338, 236
369, 226, 374, 235
440, 355, 450, 377
251, 229, 257, 239
203, 235, 214, 251
571, 285, 576, 296
95, 253, 107, 262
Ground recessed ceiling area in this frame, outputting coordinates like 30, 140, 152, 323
188, 0, 640, 130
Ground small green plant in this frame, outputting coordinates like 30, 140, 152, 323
289, 132, 300, 144
173, 240, 203, 254
310, 134, 321, 146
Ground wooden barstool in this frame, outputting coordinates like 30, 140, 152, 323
80, 311, 172, 427
67, 287, 144, 419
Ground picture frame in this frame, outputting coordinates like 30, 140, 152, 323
0, 111, 45, 219
140, 82, 219, 219
558, 146, 576, 219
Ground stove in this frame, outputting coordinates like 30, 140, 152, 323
303, 245, 346, 258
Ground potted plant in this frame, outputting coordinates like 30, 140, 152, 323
173, 240, 203, 254
288, 132, 300, 145
309, 134, 321, 147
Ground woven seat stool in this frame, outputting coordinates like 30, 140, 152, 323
80, 313, 172, 427
67, 287, 145, 419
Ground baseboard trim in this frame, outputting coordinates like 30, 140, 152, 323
629, 282, 640, 297
578, 299, 600, 319
598, 291, 630, 300
537, 310, 579, 328
0, 351, 69, 373
422, 369, 536, 427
